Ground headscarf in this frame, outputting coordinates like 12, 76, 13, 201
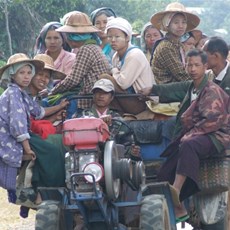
140, 22, 163, 54
66, 33, 101, 45
90, 7, 117, 25
1, 62, 35, 86
34, 21, 71, 54
105, 17, 132, 40
162, 12, 187, 31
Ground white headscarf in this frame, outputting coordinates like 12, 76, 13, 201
105, 17, 132, 40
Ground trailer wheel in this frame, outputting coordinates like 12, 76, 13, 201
201, 191, 230, 230
140, 194, 171, 230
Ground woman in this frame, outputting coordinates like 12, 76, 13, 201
90, 7, 117, 63
150, 2, 200, 83
0, 53, 68, 192
140, 22, 163, 62
100, 17, 156, 114
196, 32, 209, 50
29, 53, 66, 102
34, 22, 76, 75
180, 29, 202, 53
51, 11, 111, 113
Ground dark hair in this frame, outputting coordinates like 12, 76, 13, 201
186, 49, 208, 64
204, 36, 228, 59
34, 22, 71, 54
90, 7, 117, 25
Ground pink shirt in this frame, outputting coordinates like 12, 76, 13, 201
46, 48, 76, 75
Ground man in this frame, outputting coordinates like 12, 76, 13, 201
202, 36, 230, 95
140, 49, 230, 223
75, 78, 141, 227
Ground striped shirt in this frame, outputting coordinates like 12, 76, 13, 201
52, 44, 110, 109
151, 35, 190, 84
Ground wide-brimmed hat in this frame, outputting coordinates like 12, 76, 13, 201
180, 29, 202, 45
0, 53, 44, 80
151, 2, 200, 32
56, 11, 100, 33
33, 54, 66, 79
92, 79, 114, 92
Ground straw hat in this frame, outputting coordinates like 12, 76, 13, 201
151, 2, 200, 32
0, 53, 44, 80
180, 29, 202, 45
56, 11, 100, 33
33, 54, 66, 79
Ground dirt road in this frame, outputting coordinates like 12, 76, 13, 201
0, 188, 35, 230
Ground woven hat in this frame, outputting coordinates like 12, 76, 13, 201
33, 54, 66, 79
0, 53, 44, 80
180, 29, 202, 45
56, 11, 100, 33
92, 79, 114, 92
151, 2, 200, 32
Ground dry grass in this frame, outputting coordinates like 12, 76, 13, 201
0, 188, 35, 230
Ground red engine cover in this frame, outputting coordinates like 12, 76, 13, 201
62, 118, 110, 149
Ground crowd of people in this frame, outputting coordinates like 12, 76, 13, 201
0, 1, 230, 227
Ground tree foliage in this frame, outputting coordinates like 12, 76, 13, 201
1, 0, 230, 60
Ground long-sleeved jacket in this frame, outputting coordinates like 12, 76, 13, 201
152, 75, 230, 153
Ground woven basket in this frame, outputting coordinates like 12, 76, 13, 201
198, 157, 230, 195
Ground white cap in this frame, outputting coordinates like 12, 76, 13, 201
92, 79, 115, 92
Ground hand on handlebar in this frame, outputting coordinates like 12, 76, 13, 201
100, 115, 112, 126
131, 144, 141, 158
59, 98, 69, 109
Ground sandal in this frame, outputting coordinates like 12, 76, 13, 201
176, 214, 190, 224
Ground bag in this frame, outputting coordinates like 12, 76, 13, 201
16, 161, 38, 208
198, 157, 230, 195
126, 120, 162, 144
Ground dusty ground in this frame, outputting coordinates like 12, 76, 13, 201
0, 188, 35, 230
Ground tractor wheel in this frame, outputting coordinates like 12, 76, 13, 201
35, 200, 66, 230
139, 194, 171, 230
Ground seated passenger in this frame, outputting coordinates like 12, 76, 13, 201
74, 78, 140, 159
34, 21, 76, 75
100, 17, 156, 114
180, 29, 202, 53
28, 54, 68, 137
140, 49, 230, 222
150, 2, 200, 83
51, 11, 111, 114
90, 7, 117, 64
75, 78, 141, 226
140, 22, 163, 62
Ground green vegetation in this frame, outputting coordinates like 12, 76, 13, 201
0, 0, 230, 60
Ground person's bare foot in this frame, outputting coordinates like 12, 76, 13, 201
174, 202, 188, 218
35, 192, 42, 205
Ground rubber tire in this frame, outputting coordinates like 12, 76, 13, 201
139, 194, 171, 230
200, 191, 230, 230
35, 200, 64, 230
